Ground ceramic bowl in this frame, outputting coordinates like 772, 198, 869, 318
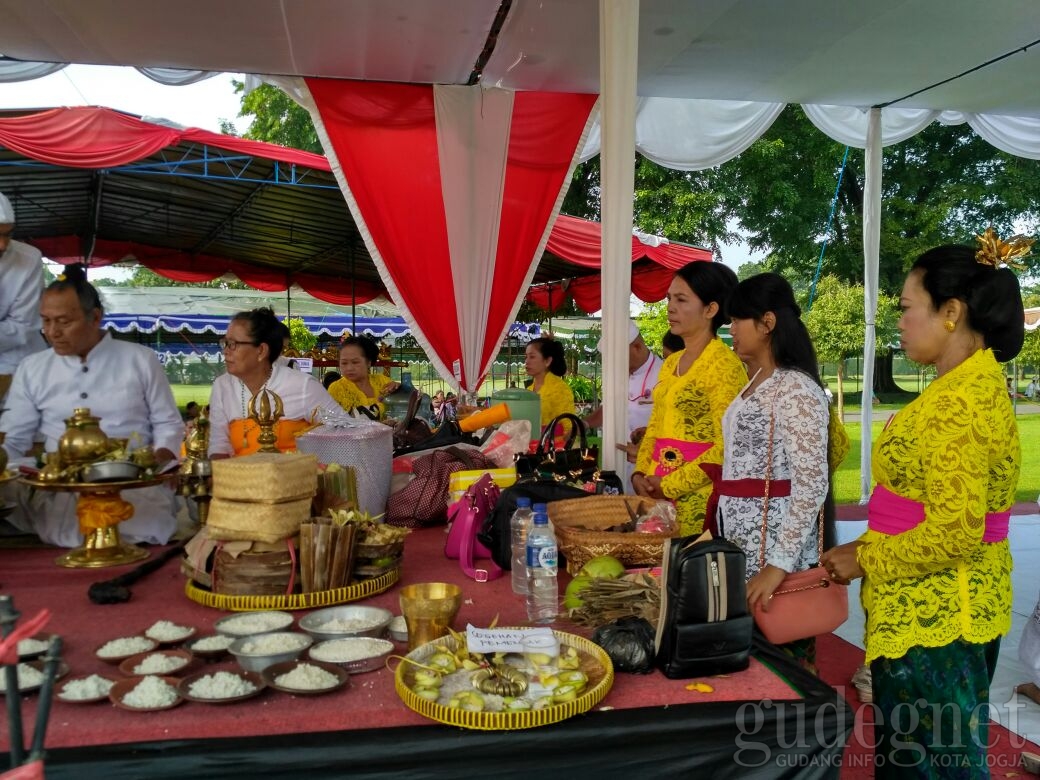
94, 636, 159, 664
228, 632, 313, 673
118, 648, 195, 678
55, 673, 119, 704
214, 611, 294, 638
178, 669, 266, 704
261, 660, 349, 696
109, 675, 184, 712
308, 637, 394, 674
298, 606, 393, 642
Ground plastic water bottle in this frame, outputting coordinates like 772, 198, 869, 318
510, 497, 534, 595
525, 508, 558, 623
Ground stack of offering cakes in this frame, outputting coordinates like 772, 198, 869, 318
204, 452, 318, 595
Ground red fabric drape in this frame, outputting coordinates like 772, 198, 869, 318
0, 106, 329, 171
306, 78, 595, 388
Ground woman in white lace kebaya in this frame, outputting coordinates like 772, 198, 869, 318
717, 273, 830, 670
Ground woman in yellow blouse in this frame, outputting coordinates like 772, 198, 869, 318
524, 337, 575, 435
633, 262, 746, 535
328, 335, 399, 419
822, 240, 1024, 776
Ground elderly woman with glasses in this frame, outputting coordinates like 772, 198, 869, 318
208, 307, 340, 457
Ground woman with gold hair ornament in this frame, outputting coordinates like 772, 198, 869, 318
822, 232, 1029, 776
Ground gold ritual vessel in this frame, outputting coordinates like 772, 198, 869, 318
32, 408, 161, 569
249, 387, 284, 453
179, 410, 213, 526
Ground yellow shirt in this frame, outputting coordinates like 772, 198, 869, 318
857, 349, 1018, 664
635, 338, 747, 535
536, 372, 576, 428
328, 372, 395, 419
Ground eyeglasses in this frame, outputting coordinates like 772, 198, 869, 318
219, 338, 258, 352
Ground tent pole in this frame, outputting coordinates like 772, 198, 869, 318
860, 107, 882, 504
599, 0, 639, 475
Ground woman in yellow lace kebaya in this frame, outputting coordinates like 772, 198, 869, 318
524, 337, 575, 434
633, 262, 746, 535
328, 335, 400, 420
822, 242, 1025, 778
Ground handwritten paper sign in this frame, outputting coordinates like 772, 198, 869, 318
466, 625, 554, 654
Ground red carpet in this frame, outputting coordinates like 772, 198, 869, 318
2, 530, 798, 754
815, 633, 1040, 779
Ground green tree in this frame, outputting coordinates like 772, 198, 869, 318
121, 267, 250, 289
232, 81, 323, 154
283, 316, 316, 354
803, 276, 899, 415
636, 301, 670, 353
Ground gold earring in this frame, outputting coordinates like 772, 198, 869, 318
944, 320, 956, 333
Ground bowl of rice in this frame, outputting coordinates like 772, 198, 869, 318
298, 606, 394, 642
178, 669, 266, 704
0, 660, 69, 695
109, 675, 183, 712
214, 611, 295, 638
143, 620, 196, 645
118, 648, 196, 678
261, 660, 349, 696
56, 673, 118, 704
95, 636, 159, 664
185, 633, 237, 660
17, 633, 57, 661
308, 637, 394, 674
228, 631, 313, 673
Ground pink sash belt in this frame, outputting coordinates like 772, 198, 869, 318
867, 484, 1010, 542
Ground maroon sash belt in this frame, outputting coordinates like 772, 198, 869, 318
700, 463, 792, 536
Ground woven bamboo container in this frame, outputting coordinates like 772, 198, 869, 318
548, 495, 679, 575
207, 496, 312, 544
211, 452, 317, 502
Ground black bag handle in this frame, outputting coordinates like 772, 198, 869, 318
535, 412, 589, 457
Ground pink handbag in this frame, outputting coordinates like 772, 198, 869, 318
752, 381, 848, 645
445, 473, 503, 582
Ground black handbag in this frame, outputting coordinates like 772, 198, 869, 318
516, 412, 599, 480
655, 534, 753, 679
515, 412, 622, 494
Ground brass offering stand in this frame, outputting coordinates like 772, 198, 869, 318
178, 410, 213, 526
249, 388, 284, 453
21, 408, 172, 569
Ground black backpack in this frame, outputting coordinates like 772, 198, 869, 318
654, 534, 753, 678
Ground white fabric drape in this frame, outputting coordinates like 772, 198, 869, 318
134, 67, 218, 86
0, 59, 65, 81
434, 86, 513, 389
581, 97, 785, 170
598, 0, 640, 475
802, 104, 937, 148
860, 108, 882, 504
0, 59, 218, 86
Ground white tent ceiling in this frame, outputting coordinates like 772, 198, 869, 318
1, 0, 1039, 116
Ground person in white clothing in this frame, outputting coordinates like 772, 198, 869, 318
1, 266, 184, 546
584, 320, 664, 493
208, 307, 340, 458
0, 191, 47, 405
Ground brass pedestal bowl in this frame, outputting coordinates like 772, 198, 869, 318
21, 474, 175, 569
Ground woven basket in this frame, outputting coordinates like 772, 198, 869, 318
548, 495, 678, 575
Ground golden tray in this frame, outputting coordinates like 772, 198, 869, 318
395, 630, 614, 731
184, 565, 399, 612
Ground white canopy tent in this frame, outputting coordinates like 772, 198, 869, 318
1, 0, 1039, 495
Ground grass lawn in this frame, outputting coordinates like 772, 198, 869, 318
833, 416, 1040, 506
171, 384, 212, 409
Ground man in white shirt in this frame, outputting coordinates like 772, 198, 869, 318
0, 191, 47, 405
1, 268, 184, 546
584, 320, 663, 492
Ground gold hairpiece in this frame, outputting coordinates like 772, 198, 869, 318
975, 227, 1033, 270
56, 273, 66, 282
